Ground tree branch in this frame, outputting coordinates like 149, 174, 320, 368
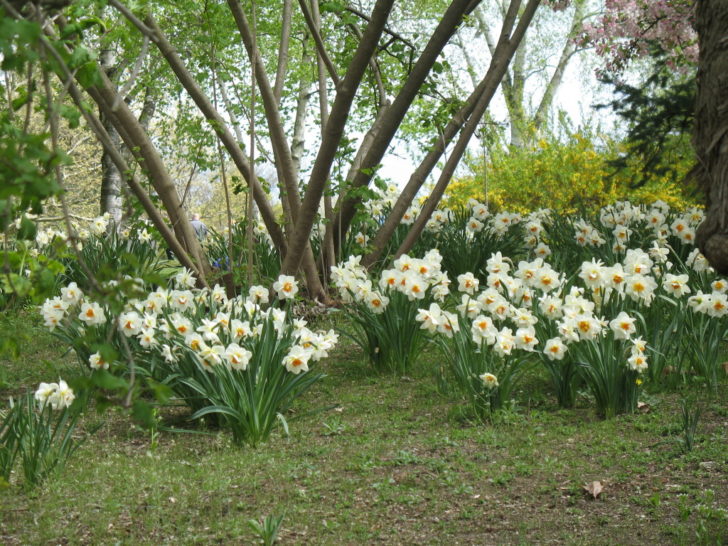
281, 0, 396, 276
328, 0, 484, 258
394, 0, 540, 259
297, 0, 340, 87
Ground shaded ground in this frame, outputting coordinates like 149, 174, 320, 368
1, 311, 727, 544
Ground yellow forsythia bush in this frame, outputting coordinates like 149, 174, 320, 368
446, 132, 697, 214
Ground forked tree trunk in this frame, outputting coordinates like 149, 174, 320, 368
326, 0, 483, 260
694, 0, 728, 273
279, 0, 395, 277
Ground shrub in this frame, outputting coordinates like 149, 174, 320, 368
445, 131, 697, 214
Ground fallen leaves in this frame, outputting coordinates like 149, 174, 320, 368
583, 480, 604, 499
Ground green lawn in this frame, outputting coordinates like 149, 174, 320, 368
1, 310, 727, 544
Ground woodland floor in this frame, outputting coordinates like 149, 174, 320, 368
1, 310, 727, 544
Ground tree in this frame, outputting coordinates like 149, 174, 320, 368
463, 0, 589, 147
693, 0, 728, 274
2, 0, 553, 300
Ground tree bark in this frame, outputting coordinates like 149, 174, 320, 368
360, 0, 527, 268
225, 1, 329, 300
694, 0, 728, 273
226, 0, 303, 222
99, 48, 124, 227
298, 0, 340, 87
310, 0, 337, 276
274, 0, 293, 104
86, 71, 209, 275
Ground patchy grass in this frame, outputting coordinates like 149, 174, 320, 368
1, 311, 727, 544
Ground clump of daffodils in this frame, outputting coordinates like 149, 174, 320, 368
34, 380, 75, 410
33, 213, 112, 249
42, 272, 337, 378
331, 249, 451, 310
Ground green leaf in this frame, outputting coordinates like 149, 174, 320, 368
91, 369, 128, 391
59, 104, 81, 129
146, 378, 173, 404
132, 400, 155, 429
75, 63, 101, 89
96, 343, 119, 364
17, 216, 37, 240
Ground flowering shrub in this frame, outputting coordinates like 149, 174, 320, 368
331, 250, 450, 374
579, 0, 697, 76
41, 273, 337, 446
445, 132, 696, 215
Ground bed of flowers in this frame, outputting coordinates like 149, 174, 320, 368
334, 198, 727, 420
39, 271, 337, 447
2, 197, 727, 491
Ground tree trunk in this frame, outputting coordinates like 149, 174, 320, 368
695, 0, 728, 273
274, 0, 293, 104
311, 0, 337, 278
99, 48, 123, 227
327, 0, 482, 259
99, 115, 124, 224
280, 0, 395, 277
87, 72, 209, 275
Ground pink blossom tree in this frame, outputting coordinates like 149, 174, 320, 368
580, 0, 697, 76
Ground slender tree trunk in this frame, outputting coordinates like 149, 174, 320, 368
327, 0, 482, 259
695, 0, 728, 273
506, 39, 527, 147
291, 44, 312, 180
361, 0, 528, 268
531, 0, 585, 132
99, 48, 123, 227
225, 1, 328, 300
361, 77, 489, 268
280, 0, 396, 277
394, 0, 541, 258
226, 0, 302, 222
310, 0, 337, 277
273, 0, 293, 104
99, 115, 124, 224
53, 57, 209, 283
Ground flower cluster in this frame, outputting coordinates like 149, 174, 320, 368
580, 0, 697, 75
34, 380, 75, 410
42, 273, 337, 378
571, 200, 705, 255
331, 250, 451, 311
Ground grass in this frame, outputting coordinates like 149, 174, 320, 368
1, 310, 727, 544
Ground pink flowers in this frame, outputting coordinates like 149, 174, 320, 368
580, 0, 697, 76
